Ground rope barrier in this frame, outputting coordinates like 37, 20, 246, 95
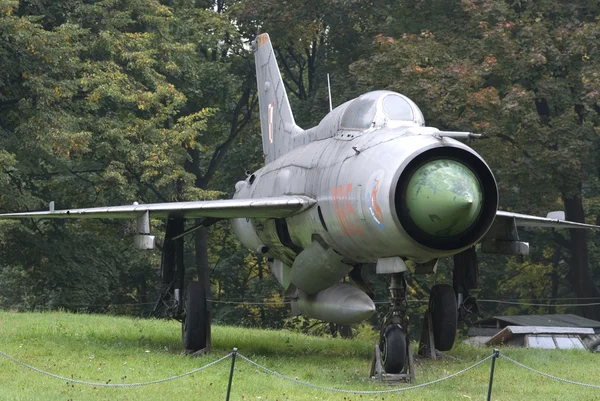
477, 299, 600, 307
499, 354, 600, 389
3, 348, 600, 394
211, 300, 291, 305
491, 297, 600, 302
9, 296, 600, 310
237, 352, 494, 394
0, 351, 232, 387
374, 298, 600, 307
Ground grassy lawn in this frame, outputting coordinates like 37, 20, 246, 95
0, 311, 599, 400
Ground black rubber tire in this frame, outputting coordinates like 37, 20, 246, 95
429, 284, 457, 351
380, 324, 406, 374
182, 281, 207, 351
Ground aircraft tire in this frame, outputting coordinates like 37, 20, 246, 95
429, 284, 457, 351
182, 281, 207, 351
380, 324, 406, 374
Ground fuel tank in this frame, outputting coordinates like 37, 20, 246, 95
294, 282, 375, 325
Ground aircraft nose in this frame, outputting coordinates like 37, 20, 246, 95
404, 159, 483, 236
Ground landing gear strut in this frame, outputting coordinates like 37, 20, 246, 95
379, 272, 409, 374
152, 216, 213, 352
152, 217, 185, 320
453, 246, 481, 325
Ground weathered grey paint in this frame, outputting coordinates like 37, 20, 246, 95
295, 282, 376, 325
232, 124, 495, 264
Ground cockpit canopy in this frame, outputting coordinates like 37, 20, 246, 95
340, 91, 425, 130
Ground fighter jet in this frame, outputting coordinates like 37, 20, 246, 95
1, 33, 598, 373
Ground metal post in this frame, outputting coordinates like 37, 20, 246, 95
487, 349, 499, 401
225, 348, 238, 401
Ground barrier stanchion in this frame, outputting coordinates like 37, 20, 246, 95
225, 347, 237, 401
487, 349, 499, 401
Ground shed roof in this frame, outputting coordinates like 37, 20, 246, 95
486, 326, 593, 348
474, 314, 600, 329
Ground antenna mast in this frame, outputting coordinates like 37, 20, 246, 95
327, 73, 333, 112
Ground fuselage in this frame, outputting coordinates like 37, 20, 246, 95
232, 91, 498, 268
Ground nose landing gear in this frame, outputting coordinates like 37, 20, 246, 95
379, 272, 410, 374
374, 273, 459, 380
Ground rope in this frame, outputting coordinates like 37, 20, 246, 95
211, 300, 291, 305
0, 351, 232, 387
374, 300, 428, 304
237, 352, 494, 394
10, 302, 156, 310
12, 297, 600, 309
490, 297, 600, 302
500, 354, 600, 389
375, 299, 600, 307
4, 346, 600, 393
478, 299, 600, 307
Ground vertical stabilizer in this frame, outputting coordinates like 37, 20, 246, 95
253, 33, 303, 164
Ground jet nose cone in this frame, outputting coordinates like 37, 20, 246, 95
404, 159, 483, 236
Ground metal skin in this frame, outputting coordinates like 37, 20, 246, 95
296, 283, 375, 325
232, 126, 496, 262
231, 101, 498, 322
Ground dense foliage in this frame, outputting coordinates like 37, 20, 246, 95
0, 0, 599, 329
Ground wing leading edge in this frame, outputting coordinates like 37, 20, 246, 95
495, 210, 600, 229
0, 196, 316, 220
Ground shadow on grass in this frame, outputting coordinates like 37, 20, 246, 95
211, 328, 373, 359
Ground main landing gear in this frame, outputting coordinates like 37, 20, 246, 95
429, 284, 457, 351
453, 246, 482, 326
152, 216, 214, 353
182, 281, 208, 350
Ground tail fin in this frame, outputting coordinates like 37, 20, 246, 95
253, 33, 303, 164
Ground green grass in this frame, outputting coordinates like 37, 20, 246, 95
1, 311, 599, 400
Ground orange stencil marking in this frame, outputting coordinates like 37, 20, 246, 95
331, 184, 364, 237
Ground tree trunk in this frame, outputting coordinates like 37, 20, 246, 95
194, 222, 211, 298
563, 192, 600, 320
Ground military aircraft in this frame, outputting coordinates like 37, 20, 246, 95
1, 33, 598, 374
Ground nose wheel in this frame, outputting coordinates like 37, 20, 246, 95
380, 324, 407, 373
378, 272, 410, 374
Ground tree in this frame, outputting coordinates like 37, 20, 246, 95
0, 0, 235, 310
